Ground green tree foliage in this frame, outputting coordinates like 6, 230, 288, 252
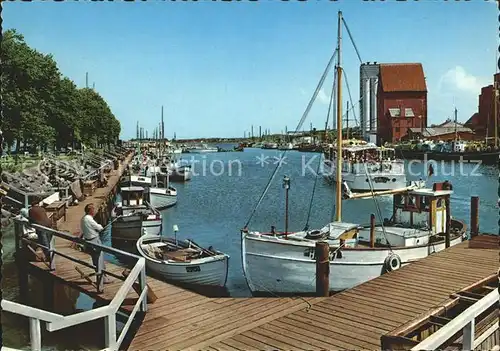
1, 29, 121, 153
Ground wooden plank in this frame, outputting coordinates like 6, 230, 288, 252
241, 330, 301, 350
251, 325, 323, 351
231, 334, 289, 351
269, 317, 378, 350
143, 298, 315, 350
132, 298, 285, 345
293, 308, 392, 334
283, 312, 381, 347
217, 338, 257, 351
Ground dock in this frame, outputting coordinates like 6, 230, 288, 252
2, 149, 499, 351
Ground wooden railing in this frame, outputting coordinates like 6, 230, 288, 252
2, 219, 148, 351
411, 289, 499, 351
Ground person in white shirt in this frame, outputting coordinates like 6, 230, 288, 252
80, 203, 111, 283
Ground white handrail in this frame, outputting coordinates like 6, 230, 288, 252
2, 257, 147, 351
411, 289, 499, 351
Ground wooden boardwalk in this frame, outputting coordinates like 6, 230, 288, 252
128, 236, 498, 351
21, 152, 499, 350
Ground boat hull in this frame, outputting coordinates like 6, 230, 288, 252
241, 230, 465, 295
137, 238, 229, 287
169, 167, 192, 182
323, 163, 407, 191
112, 216, 161, 251
149, 189, 177, 210
397, 149, 500, 165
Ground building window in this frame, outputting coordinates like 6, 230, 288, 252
405, 108, 415, 117
389, 108, 401, 117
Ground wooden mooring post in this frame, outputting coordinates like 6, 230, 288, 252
315, 241, 329, 297
445, 195, 451, 248
470, 196, 479, 238
370, 213, 376, 248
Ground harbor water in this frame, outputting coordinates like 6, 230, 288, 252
1, 145, 498, 350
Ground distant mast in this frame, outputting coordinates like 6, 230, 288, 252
454, 107, 458, 142
335, 10, 343, 222
161, 105, 165, 141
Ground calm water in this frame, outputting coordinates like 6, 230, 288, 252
2, 144, 498, 349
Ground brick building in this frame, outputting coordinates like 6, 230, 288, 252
376, 63, 427, 144
465, 73, 500, 141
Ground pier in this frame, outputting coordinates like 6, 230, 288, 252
1, 150, 498, 350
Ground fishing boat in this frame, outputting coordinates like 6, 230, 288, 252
111, 186, 162, 251
240, 11, 467, 296
241, 181, 467, 295
120, 172, 177, 210
183, 144, 218, 153
136, 235, 229, 287
323, 143, 408, 191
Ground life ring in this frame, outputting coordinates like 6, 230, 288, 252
384, 254, 401, 272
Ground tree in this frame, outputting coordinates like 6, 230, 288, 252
1, 28, 122, 154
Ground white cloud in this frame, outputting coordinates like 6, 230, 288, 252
438, 66, 488, 95
317, 88, 331, 105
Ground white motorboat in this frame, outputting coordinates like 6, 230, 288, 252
121, 169, 178, 210
183, 144, 218, 153
137, 235, 229, 287
111, 186, 162, 251
323, 143, 408, 191
278, 142, 295, 150
241, 182, 467, 295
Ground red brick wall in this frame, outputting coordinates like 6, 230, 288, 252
377, 90, 427, 144
473, 73, 500, 140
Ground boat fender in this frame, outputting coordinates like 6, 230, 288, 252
384, 254, 401, 272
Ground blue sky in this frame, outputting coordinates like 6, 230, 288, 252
4, 1, 498, 139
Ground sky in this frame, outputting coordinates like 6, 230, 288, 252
3, 0, 498, 140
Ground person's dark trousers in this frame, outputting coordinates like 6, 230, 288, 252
37, 229, 53, 259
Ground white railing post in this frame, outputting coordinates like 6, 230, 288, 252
48, 232, 56, 271
29, 318, 41, 351
462, 320, 475, 351
139, 264, 148, 312
104, 314, 117, 350
96, 249, 104, 293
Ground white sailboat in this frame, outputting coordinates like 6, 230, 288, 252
240, 11, 467, 296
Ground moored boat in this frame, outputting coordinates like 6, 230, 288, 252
323, 144, 408, 191
241, 181, 467, 295
111, 186, 162, 251
183, 144, 218, 153
136, 235, 229, 287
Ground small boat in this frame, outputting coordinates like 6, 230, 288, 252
168, 165, 192, 182
136, 235, 230, 287
183, 144, 218, 153
278, 142, 295, 150
262, 142, 278, 149
323, 144, 408, 191
121, 171, 178, 210
111, 186, 162, 251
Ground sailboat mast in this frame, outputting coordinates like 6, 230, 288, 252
335, 10, 343, 222
494, 81, 498, 148
454, 107, 458, 142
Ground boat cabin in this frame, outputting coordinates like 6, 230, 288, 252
330, 145, 404, 174
392, 182, 453, 237
120, 186, 148, 207
123, 175, 152, 188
